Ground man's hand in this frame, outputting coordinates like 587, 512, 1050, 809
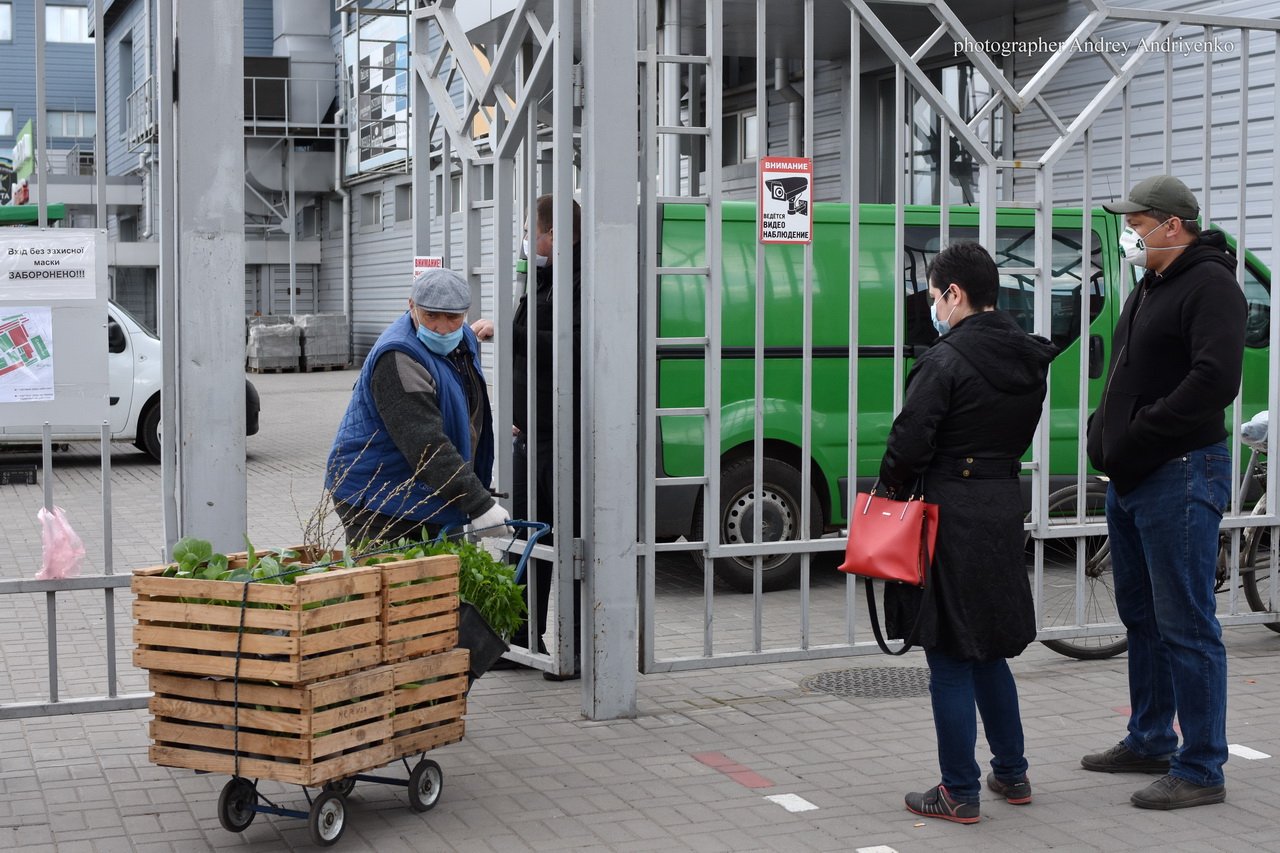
471, 318, 495, 341
470, 501, 513, 535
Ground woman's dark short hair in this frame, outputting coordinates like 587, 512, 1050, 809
927, 241, 999, 309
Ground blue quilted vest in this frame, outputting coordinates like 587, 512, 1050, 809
326, 312, 494, 529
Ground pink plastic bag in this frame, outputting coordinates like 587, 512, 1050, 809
36, 505, 86, 580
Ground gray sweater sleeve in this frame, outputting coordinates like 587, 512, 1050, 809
369, 351, 495, 519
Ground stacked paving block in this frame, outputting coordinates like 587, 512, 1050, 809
295, 313, 350, 371
245, 317, 301, 372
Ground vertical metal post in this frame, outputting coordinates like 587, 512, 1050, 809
42, 424, 56, 703
582, 0, 639, 719
411, 12, 432, 261
639, 0, 657, 670
549, 0, 576, 681
844, 7, 860, 644
94, 0, 107, 228
799, 0, 815, 648
157, 0, 178, 556
102, 423, 116, 696
705, 0, 724, 653
172, 0, 247, 551
751, 0, 765, 649
891, 65, 905, 414
35, 0, 47, 227
288, 145, 297, 315
1202, 26, 1214, 230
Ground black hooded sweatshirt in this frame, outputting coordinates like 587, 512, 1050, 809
1085, 230, 1246, 494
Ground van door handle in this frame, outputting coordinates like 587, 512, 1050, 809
1088, 334, 1105, 379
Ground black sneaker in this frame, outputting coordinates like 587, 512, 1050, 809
904, 785, 980, 824
1130, 774, 1226, 810
986, 772, 1032, 805
1081, 742, 1171, 774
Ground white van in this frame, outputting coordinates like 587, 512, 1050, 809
1, 301, 260, 460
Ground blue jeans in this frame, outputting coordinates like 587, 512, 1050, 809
924, 648, 1029, 802
1106, 444, 1230, 787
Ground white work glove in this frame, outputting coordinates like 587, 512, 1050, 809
470, 501, 514, 536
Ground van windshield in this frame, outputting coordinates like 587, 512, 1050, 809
905, 225, 1105, 351
109, 300, 159, 340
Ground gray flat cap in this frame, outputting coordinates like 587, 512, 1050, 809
411, 267, 470, 313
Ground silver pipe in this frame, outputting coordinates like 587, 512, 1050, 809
35, 0, 47, 227
94, 0, 106, 227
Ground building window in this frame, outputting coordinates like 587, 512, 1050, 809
118, 37, 133, 136
433, 174, 462, 216
46, 4, 92, 44
360, 190, 381, 228
0, 4, 12, 42
46, 110, 94, 138
722, 110, 758, 166
0, 109, 13, 137
394, 183, 412, 222
328, 197, 343, 234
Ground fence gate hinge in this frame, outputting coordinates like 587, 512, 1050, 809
572, 537, 585, 580
573, 63, 585, 108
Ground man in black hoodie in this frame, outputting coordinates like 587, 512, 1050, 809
1081, 175, 1245, 810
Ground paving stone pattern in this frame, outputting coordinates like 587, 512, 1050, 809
0, 370, 1277, 852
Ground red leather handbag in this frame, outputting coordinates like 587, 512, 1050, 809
838, 489, 939, 655
838, 490, 938, 585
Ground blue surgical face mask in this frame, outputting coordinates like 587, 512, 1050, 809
417, 323, 464, 355
930, 287, 959, 335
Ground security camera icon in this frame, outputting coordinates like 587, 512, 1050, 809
765, 177, 809, 215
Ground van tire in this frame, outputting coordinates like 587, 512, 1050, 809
137, 402, 161, 462
692, 457, 822, 593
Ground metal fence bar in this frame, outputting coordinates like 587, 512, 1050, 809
799, 0, 816, 650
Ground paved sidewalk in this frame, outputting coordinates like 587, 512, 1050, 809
0, 371, 1276, 852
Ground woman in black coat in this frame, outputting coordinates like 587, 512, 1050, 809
878, 242, 1059, 824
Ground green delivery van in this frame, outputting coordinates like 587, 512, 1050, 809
655, 201, 1273, 591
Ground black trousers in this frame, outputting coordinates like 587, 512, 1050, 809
513, 434, 581, 660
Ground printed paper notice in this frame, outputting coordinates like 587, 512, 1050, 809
0, 232, 96, 300
759, 156, 813, 244
0, 307, 54, 402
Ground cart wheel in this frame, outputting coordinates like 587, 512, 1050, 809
217, 777, 257, 833
407, 759, 444, 812
308, 790, 346, 847
323, 777, 357, 797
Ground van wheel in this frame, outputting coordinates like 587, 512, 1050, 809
137, 404, 161, 462
692, 457, 822, 593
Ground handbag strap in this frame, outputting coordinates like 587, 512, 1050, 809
863, 505, 933, 655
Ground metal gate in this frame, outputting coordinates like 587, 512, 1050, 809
634, 0, 1280, 672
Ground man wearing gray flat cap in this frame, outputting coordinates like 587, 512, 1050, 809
1082, 175, 1245, 810
326, 266, 512, 544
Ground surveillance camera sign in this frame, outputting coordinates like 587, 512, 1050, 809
759, 156, 812, 244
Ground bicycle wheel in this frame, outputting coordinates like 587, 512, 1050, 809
1030, 483, 1128, 660
1241, 496, 1280, 633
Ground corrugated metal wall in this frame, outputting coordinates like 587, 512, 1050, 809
1012, 0, 1277, 259
0, 0, 94, 154
244, 0, 275, 57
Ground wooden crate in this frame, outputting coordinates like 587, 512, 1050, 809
372, 554, 461, 663
389, 648, 469, 758
132, 561, 383, 684
147, 667, 396, 787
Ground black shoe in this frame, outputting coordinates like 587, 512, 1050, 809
986, 772, 1032, 805
904, 785, 980, 824
1081, 742, 1171, 774
1130, 774, 1225, 810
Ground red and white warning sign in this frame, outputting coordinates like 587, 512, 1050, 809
758, 156, 813, 244
412, 255, 444, 281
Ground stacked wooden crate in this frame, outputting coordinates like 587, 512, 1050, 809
133, 552, 469, 787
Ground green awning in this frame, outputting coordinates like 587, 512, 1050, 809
0, 205, 68, 225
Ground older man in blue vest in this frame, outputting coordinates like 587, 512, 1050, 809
327, 267, 510, 544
